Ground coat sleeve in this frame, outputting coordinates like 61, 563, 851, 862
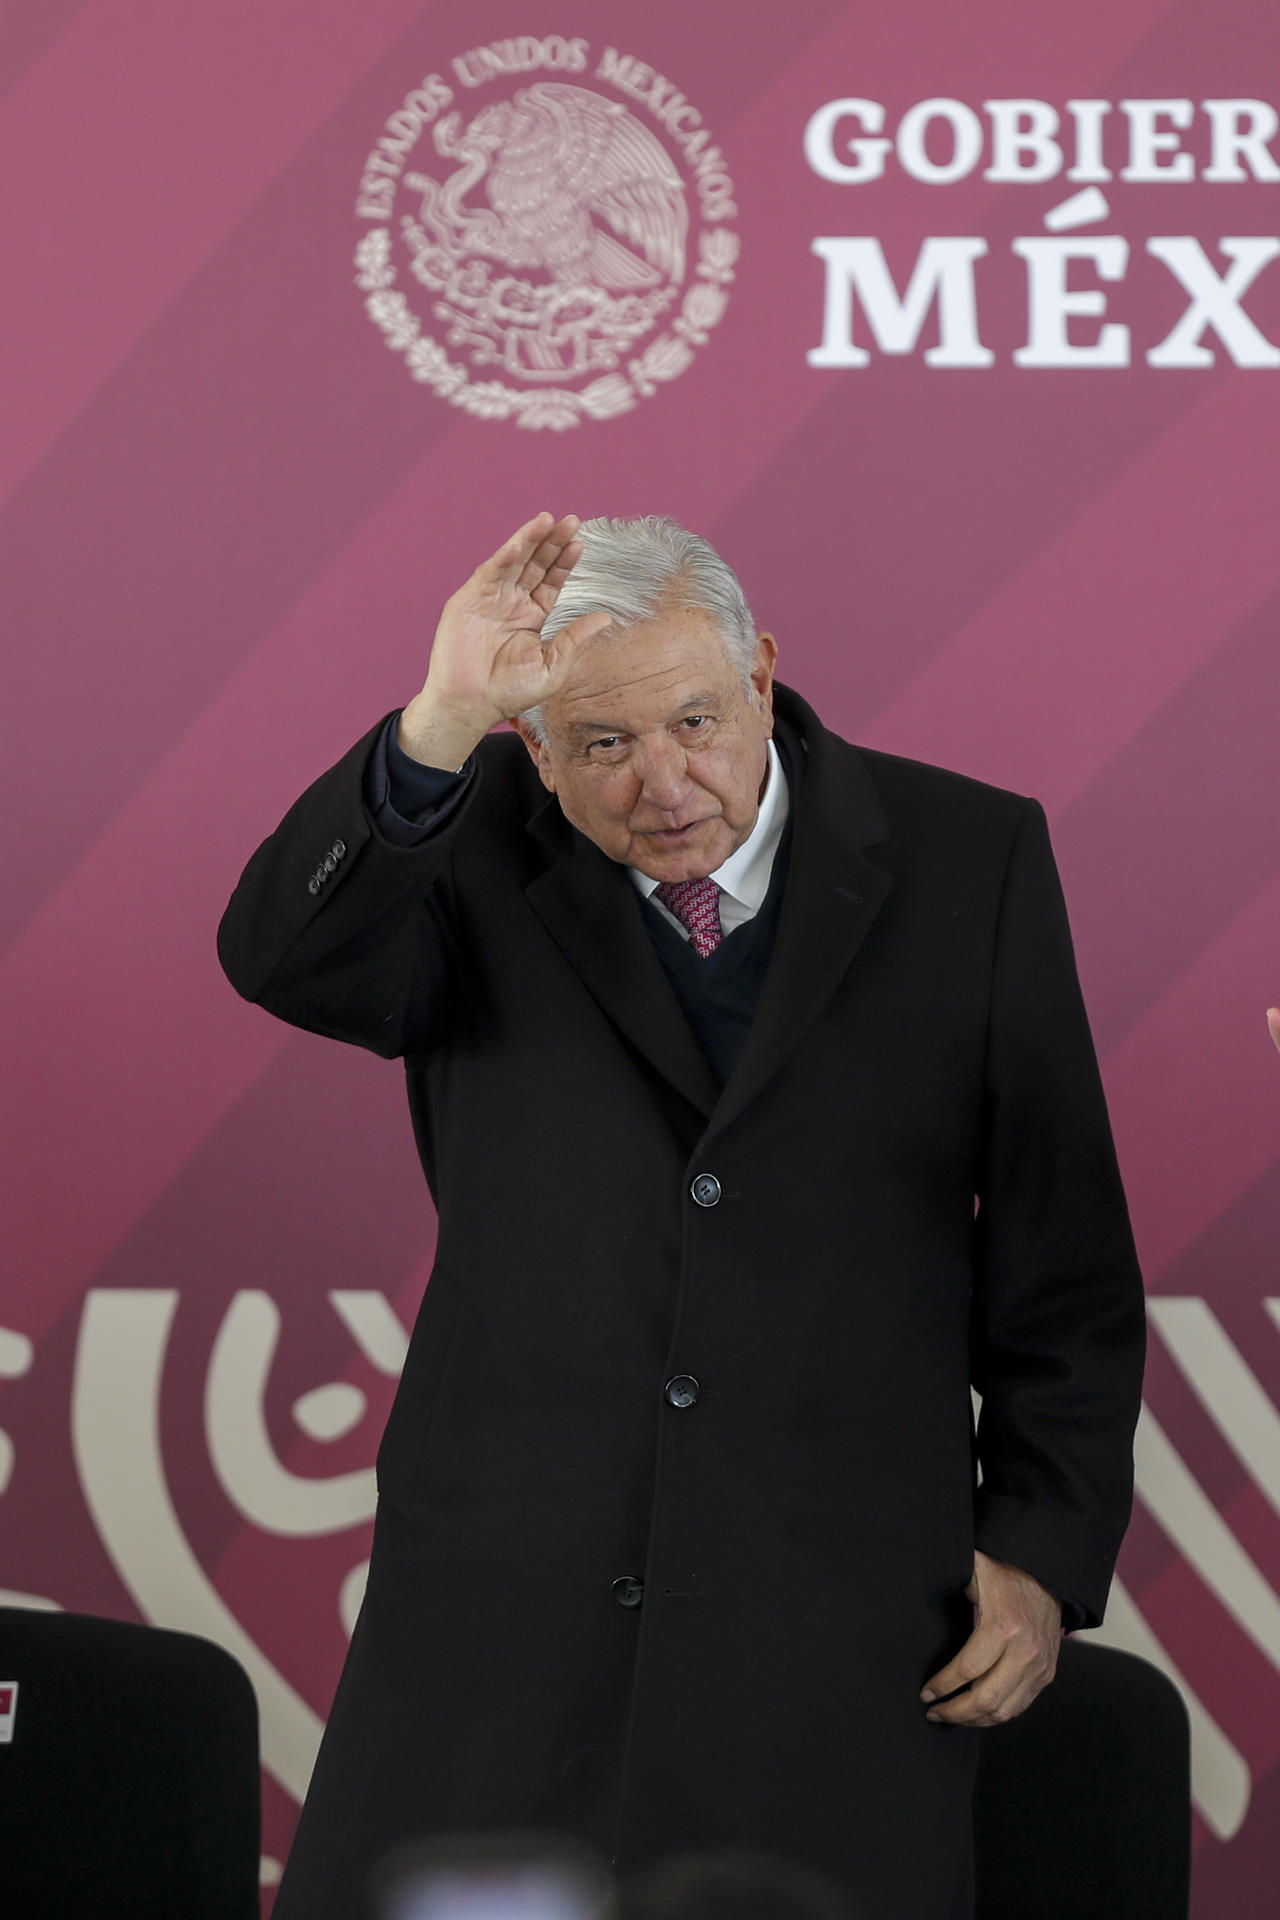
216, 717, 474, 1061
970, 797, 1146, 1627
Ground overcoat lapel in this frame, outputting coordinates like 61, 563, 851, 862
711, 693, 893, 1136
524, 800, 722, 1118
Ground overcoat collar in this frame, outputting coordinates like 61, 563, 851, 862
521, 683, 892, 1133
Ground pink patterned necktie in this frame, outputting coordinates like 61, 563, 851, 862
654, 876, 723, 958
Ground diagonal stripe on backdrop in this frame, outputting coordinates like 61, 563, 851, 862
0, 0, 90, 102
1053, 584, 1280, 1056
858, 374, 1280, 813
1127, 1459, 1280, 1783
1103, 869, 1280, 1282
0, 0, 433, 508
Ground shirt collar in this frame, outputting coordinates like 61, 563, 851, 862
628, 737, 789, 910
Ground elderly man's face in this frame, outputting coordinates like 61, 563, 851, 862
517, 609, 778, 882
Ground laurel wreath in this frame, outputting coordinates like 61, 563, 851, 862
354, 225, 739, 430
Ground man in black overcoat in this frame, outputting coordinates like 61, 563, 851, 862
218, 513, 1146, 1920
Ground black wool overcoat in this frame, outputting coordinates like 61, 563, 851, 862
218, 685, 1145, 1920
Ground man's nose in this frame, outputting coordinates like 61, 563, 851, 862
634, 736, 691, 810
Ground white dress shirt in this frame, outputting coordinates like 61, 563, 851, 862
628, 738, 790, 940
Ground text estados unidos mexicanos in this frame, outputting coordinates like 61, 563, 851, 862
805, 97, 1280, 368
355, 41, 735, 226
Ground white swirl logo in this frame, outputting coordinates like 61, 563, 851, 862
65, 1288, 410, 1807
353, 37, 739, 429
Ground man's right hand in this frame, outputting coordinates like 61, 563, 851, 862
396, 512, 614, 771
1269, 1007, 1280, 1053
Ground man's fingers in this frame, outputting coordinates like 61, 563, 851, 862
488, 511, 556, 573
539, 538, 583, 582
923, 1637, 1059, 1727
921, 1628, 1004, 1708
543, 609, 614, 670
921, 1552, 1063, 1730
922, 1558, 1062, 1728
1267, 1006, 1280, 1052
479, 510, 579, 590
514, 516, 583, 594
528, 541, 585, 616
465, 512, 588, 626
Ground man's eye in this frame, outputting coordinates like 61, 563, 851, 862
589, 736, 623, 754
680, 715, 712, 732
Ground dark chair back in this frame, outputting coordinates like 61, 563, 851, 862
974, 1639, 1191, 1919
0, 1607, 261, 1920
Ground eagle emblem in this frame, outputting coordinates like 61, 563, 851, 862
403, 84, 687, 381
354, 54, 739, 429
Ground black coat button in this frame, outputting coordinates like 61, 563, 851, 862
308, 877, 321, 896
612, 1576, 644, 1609
691, 1173, 721, 1207
324, 854, 337, 873
665, 1375, 700, 1409
332, 840, 346, 858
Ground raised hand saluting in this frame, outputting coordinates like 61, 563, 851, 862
397, 512, 614, 772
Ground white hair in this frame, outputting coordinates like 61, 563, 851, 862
524, 516, 758, 743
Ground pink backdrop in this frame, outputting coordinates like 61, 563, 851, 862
4, 2, 1280, 1910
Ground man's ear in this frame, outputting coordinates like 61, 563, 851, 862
752, 632, 779, 724
511, 716, 558, 794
